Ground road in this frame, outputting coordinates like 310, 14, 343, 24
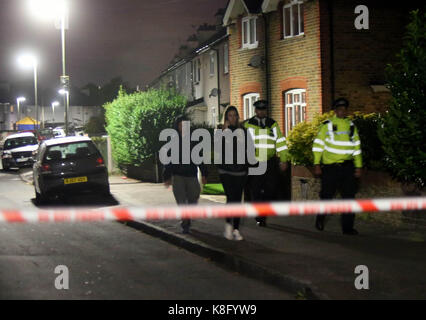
0, 169, 292, 299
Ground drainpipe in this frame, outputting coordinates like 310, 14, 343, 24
262, 13, 271, 111
329, 0, 335, 104
212, 48, 221, 128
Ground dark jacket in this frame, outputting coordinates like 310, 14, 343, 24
163, 134, 208, 181
216, 125, 249, 173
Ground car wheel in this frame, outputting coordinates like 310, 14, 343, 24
35, 189, 48, 204
2, 161, 9, 171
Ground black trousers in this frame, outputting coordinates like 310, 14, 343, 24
318, 162, 358, 232
247, 159, 279, 224
220, 173, 247, 230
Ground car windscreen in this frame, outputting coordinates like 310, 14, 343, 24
4, 137, 38, 150
44, 142, 99, 161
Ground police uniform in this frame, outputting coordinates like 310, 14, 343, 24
312, 98, 362, 235
243, 100, 289, 226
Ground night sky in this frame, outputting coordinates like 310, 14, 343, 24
0, 0, 228, 93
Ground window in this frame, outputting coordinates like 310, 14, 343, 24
243, 93, 260, 120
209, 51, 215, 76
223, 43, 229, 74
193, 58, 201, 83
283, 0, 304, 39
242, 16, 258, 49
284, 89, 306, 135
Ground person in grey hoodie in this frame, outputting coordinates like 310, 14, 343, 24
163, 115, 208, 234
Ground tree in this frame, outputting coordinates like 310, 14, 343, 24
378, 9, 426, 189
104, 87, 186, 166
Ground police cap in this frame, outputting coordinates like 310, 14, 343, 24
332, 98, 349, 109
253, 100, 268, 109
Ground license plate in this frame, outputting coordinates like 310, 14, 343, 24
16, 157, 28, 163
64, 176, 88, 185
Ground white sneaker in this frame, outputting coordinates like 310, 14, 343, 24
233, 229, 244, 241
224, 223, 233, 240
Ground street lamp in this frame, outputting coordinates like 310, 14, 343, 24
17, 54, 38, 129
59, 89, 69, 135
51, 101, 59, 123
16, 97, 26, 121
27, 0, 70, 134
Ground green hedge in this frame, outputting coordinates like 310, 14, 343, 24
104, 88, 186, 166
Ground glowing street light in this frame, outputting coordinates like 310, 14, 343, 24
51, 101, 59, 122
16, 97, 26, 121
18, 54, 38, 128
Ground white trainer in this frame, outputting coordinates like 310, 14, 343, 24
224, 223, 233, 240
233, 229, 244, 241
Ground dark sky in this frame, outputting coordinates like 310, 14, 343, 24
0, 0, 228, 91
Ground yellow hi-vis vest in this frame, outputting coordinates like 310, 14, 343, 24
243, 116, 289, 162
312, 115, 362, 168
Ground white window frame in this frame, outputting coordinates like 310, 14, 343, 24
223, 43, 229, 74
193, 58, 201, 84
284, 89, 306, 136
243, 93, 260, 120
209, 51, 215, 77
242, 16, 258, 49
283, 0, 305, 39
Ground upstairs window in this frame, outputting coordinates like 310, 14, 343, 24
284, 89, 306, 136
209, 52, 215, 77
223, 43, 229, 74
193, 58, 201, 84
242, 16, 258, 49
283, 0, 304, 39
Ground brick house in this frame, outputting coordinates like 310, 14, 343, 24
224, 0, 422, 135
149, 23, 230, 127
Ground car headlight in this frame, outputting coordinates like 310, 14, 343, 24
2, 151, 12, 159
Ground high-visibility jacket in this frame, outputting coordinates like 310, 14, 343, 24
243, 116, 289, 163
312, 115, 362, 168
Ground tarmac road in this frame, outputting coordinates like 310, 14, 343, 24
0, 169, 292, 299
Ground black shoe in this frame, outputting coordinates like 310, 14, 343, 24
315, 216, 325, 231
342, 229, 358, 235
256, 221, 267, 227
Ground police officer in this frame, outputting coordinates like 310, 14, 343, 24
244, 100, 289, 226
312, 98, 362, 235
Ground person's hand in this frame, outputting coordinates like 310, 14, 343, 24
279, 162, 288, 172
201, 176, 207, 185
354, 168, 362, 178
164, 179, 172, 188
314, 165, 322, 178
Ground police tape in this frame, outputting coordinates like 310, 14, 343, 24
0, 197, 425, 223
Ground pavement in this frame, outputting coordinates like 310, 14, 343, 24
18, 171, 426, 299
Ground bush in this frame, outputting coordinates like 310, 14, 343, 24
105, 87, 186, 166
84, 116, 106, 136
378, 9, 426, 188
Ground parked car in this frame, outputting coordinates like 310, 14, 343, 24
53, 127, 66, 138
33, 136, 110, 203
1, 132, 39, 170
21, 129, 54, 142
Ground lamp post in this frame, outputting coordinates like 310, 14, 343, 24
51, 101, 59, 123
27, 0, 69, 134
59, 89, 69, 135
16, 97, 26, 122
18, 54, 38, 129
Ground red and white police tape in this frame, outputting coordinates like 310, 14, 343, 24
0, 197, 425, 223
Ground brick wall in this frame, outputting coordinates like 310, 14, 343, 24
330, 0, 414, 114
228, 15, 267, 117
